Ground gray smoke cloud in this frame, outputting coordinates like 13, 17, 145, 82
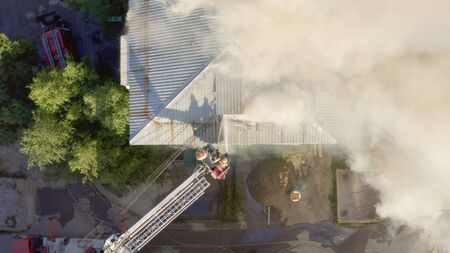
170, 0, 450, 249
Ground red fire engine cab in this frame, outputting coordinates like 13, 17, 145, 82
12, 236, 46, 253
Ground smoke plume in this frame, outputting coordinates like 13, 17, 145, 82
171, 0, 450, 249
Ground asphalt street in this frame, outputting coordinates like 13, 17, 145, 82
0, 0, 119, 76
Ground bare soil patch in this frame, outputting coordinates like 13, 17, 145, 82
246, 149, 333, 225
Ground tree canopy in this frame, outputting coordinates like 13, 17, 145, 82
83, 81, 128, 136
0, 34, 37, 144
29, 62, 97, 113
21, 60, 163, 190
21, 111, 74, 168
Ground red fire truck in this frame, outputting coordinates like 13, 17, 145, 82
12, 235, 104, 253
39, 28, 70, 69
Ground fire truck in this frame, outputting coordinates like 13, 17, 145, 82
37, 12, 71, 69
39, 28, 71, 69
11, 235, 104, 253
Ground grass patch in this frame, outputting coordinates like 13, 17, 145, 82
0, 169, 26, 179
329, 155, 350, 222
219, 169, 244, 223
43, 162, 82, 183
67, 0, 127, 32
175, 215, 218, 223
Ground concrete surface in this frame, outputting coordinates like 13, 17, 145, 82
336, 170, 380, 223
140, 221, 437, 253
0, 234, 14, 253
0, 0, 119, 78
132, 164, 217, 218
0, 144, 117, 237
0, 178, 35, 231
26, 182, 116, 237
332, 225, 438, 253
0, 144, 28, 175
94, 162, 221, 231
0, 0, 69, 39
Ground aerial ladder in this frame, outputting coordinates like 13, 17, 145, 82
103, 144, 231, 253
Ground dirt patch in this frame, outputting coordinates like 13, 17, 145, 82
246, 158, 296, 205
246, 149, 333, 225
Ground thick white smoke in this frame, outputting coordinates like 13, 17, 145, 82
171, 0, 450, 248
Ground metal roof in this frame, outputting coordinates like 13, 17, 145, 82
131, 114, 336, 145
125, 1, 336, 145
313, 88, 337, 136
218, 115, 336, 145
130, 58, 336, 145
130, 60, 221, 145
125, 0, 220, 137
130, 53, 245, 145
131, 118, 219, 145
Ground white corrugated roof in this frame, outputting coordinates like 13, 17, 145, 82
218, 115, 336, 145
126, 0, 219, 137
129, 56, 336, 145
125, 1, 336, 145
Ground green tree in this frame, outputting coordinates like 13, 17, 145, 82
83, 81, 129, 136
0, 88, 29, 144
83, 131, 164, 191
0, 34, 37, 144
29, 61, 97, 113
20, 111, 73, 168
21, 60, 162, 190
69, 137, 98, 178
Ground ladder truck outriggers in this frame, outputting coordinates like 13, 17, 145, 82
103, 144, 231, 253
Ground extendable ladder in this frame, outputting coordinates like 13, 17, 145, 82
104, 167, 210, 253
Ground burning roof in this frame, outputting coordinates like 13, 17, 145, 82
123, 0, 336, 145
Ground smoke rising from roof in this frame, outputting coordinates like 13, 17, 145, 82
171, 0, 450, 248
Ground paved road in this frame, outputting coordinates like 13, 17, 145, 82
142, 222, 340, 253
0, 0, 119, 78
0, 0, 72, 39
141, 222, 434, 253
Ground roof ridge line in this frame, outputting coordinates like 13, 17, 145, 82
152, 49, 227, 120
130, 50, 226, 144
219, 114, 337, 144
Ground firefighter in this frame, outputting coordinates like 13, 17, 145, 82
195, 149, 208, 161
210, 149, 221, 163
217, 154, 230, 170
